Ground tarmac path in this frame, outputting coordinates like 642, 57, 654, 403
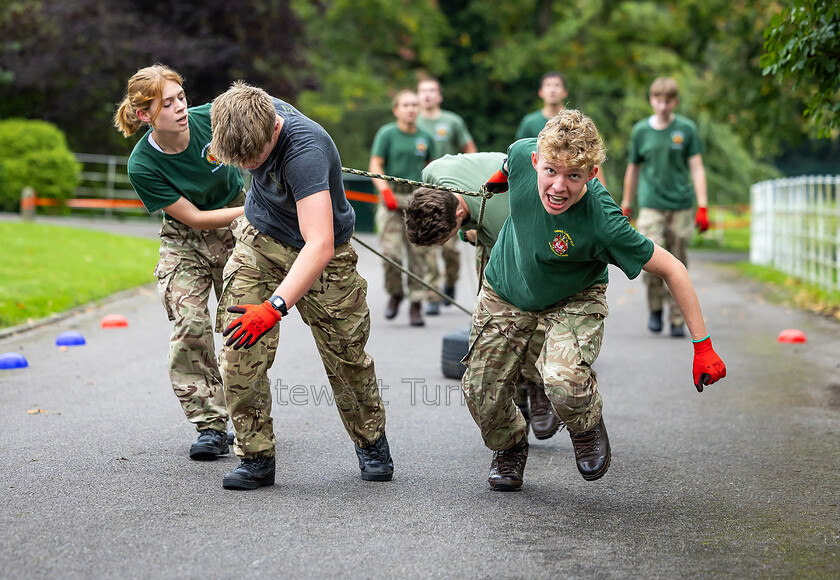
0, 216, 838, 579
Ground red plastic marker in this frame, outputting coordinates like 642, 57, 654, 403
101, 314, 129, 328
777, 329, 806, 343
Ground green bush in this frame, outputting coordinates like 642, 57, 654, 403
0, 118, 80, 212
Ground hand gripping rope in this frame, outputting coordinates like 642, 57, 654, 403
341, 167, 496, 316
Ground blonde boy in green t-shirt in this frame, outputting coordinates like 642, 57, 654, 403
465, 110, 726, 492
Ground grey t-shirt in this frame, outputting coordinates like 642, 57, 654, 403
244, 98, 355, 248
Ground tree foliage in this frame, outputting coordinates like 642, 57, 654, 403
0, 119, 80, 211
0, 0, 310, 153
0, 0, 823, 203
761, 0, 840, 137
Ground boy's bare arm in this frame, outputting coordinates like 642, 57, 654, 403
368, 155, 398, 210
272, 191, 336, 309
642, 243, 726, 390
688, 154, 708, 208
689, 154, 710, 232
222, 191, 336, 350
163, 196, 244, 230
368, 156, 388, 193
621, 163, 640, 216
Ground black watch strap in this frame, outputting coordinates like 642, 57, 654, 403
268, 295, 288, 316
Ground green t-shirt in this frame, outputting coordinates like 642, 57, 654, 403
370, 123, 435, 181
421, 152, 508, 249
628, 114, 703, 210
127, 103, 244, 215
515, 110, 549, 140
416, 110, 473, 158
485, 139, 654, 312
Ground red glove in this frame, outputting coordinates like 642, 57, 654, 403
621, 207, 632, 219
223, 301, 282, 349
695, 207, 709, 232
381, 188, 399, 211
484, 169, 508, 193
692, 336, 726, 392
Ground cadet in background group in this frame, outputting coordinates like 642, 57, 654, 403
416, 77, 477, 315
368, 89, 437, 327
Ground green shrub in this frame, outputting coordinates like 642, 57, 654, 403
0, 118, 80, 212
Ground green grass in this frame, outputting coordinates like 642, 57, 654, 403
0, 222, 159, 328
691, 227, 751, 253
732, 261, 840, 321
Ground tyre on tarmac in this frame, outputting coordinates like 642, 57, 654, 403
441, 325, 470, 379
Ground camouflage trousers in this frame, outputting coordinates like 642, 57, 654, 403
473, 245, 542, 404
637, 207, 694, 325
216, 217, 386, 458
423, 237, 461, 301
376, 204, 431, 303
154, 215, 238, 433
462, 281, 608, 450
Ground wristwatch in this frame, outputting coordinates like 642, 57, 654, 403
267, 295, 288, 316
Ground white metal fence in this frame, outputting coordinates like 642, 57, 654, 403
750, 175, 839, 292
74, 153, 143, 217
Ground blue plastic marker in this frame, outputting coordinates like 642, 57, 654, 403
56, 331, 86, 346
0, 352, 28, 369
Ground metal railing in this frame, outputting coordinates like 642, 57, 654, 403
74, 153, 140, 217
750, 175, 839, 292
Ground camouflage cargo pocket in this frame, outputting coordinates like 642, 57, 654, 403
153, 252, 181, 322
461, 291, 492, 366
215, 260, 243, 334
313, 244, 368, 321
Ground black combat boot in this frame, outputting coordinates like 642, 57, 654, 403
222, 456, 276, 490
355, 433, 394, 481
648, 310, 663, 333
528, 382, 561, 440
385, 294, 403, 319
442, 284, 456, 306
189, 429, 229, 460
487, 438, 529, 491
568, 416, 611, 481
409, 302, 424, 327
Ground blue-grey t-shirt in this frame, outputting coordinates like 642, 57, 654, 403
244, 98, 355, 248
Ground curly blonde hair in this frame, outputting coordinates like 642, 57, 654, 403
210, 81, 276, 167
536, 109, 606, 170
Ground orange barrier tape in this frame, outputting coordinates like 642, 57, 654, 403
345, 189, 380, 204
32, 197, 145, 209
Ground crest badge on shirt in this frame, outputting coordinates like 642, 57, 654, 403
201, 142, 225, 172
414, 138, 429, 157
670, 131, 685, 150
434, 123, 450, 142
549, 229, 574, 257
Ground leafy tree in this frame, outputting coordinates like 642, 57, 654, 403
0, 0, 310, 153
291, 0, 450, 169
434, 0, 791, 203
761, 0, 840, 137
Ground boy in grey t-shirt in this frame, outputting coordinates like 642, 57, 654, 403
209, 81, 393, 490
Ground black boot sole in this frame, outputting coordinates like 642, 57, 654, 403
222, 474, 275, 490
189, 443, 230, 461
488, 480, 522, 491
360, 471, 393, 482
